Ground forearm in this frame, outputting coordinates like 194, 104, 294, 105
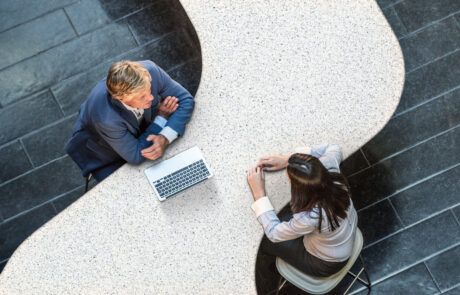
137, 120, 164, 151
251, 197, 304, 243
97, 120, 165, 165
159, 67, 195, 136
164, 96, 194, 136
258, 211, 304, 243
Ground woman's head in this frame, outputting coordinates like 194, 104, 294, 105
287, 153, 350, 232
287, 153, 331, 192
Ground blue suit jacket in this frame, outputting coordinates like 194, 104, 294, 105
66, 60, 195, 180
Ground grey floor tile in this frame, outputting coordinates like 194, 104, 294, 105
426, 245, 460, 292
22, 114, 78, 166
362, 87, 460, 164
395, 49, 460, 115
382, 6, 408, 38
51, 59, 118, 116
358, 199, 403, 246
0, 0, 76, 32
64, 0, 112, 35
360, 211, 460, 283
65, 0, 164, 35
355, 263, 439, 295
167, 58, 202, 97
0, 9, 76, 70
0, 22, 137, 107
52, 186, 85, 213
400, 17, 460, 72
376, 0, 401, 9
0, 91, 63, 145
391, 166, 460, 226
0, 203, 56, 261
453, 206, 460, 223
349, 127, 460, 210
125, 28, 200, 72
0, 141, 32, 183
340, 150, 370, 177
443, 285, 460, 295
394, 0, 460, 33
96, 0, 160, 20
125, 1, 186, 45
0, 156, 82, 220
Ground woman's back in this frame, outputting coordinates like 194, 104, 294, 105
299, 199, 357, 262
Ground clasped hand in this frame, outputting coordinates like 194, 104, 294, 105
141, 134, 169, 161
141, 96, 178, 161
247, 155, 290, 201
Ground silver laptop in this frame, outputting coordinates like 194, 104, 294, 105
145, 146, 213, 201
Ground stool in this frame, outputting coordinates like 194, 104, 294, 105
275, 228, 371, 295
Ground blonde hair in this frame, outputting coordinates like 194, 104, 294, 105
106, 60, 152, 99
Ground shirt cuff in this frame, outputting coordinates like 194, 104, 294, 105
153, 116, 167, 128
160, 126, 179, 144
251, 196, 275, 218
294, 146, 311, 155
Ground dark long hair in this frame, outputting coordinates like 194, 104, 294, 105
287, 153, 351, 232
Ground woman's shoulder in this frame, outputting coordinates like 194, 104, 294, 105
292, 208, 321, 225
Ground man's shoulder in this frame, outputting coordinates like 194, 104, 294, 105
88, 79, 109, 99
138, 60, 155, 70
84, 79, 118, 120
138, 60, 161, 78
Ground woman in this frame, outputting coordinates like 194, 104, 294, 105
247, 143, 357, 277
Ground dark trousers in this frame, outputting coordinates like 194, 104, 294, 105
91, 160, 125, 182
258, 205, 348, 277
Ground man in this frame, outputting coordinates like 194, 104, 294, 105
66, 60, 195, 182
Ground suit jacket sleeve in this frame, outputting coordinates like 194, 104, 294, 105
148, 61, 195, 136
95, 120, 163, 165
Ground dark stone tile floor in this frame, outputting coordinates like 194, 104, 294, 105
0, 1, 459, 295
0, 0, 201, 272
255, 1, 460, 294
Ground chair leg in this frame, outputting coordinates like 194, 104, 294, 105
359, 255, 372, 289
275, 276, 287, 295
85, 174, 92, 193
344, 255, 371, 294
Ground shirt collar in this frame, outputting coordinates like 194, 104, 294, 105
121, 102, 144, 118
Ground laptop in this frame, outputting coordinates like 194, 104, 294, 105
144, 146, 213, 201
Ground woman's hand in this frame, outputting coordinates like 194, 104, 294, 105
257, 155, 290, 171
247, 166, 266, 201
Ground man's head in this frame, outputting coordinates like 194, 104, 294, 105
106, 60, 154, 109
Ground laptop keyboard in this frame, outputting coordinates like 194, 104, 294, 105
153, 159, 211, 199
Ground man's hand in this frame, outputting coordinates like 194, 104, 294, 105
158, 96, 179, 119
257, 155, 290, 171
141, 134, 169, 161
247, 166, 266, 201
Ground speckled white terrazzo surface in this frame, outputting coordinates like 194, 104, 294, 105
0, 1, 404, 294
